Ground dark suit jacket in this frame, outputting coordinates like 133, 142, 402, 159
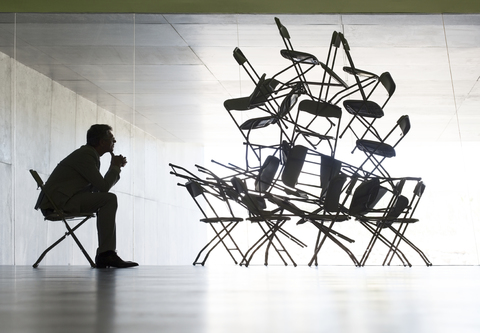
38, 145, 121, 210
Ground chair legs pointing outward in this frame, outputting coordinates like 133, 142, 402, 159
30, 169, 96, 268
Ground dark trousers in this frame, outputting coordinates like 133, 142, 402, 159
63, 192, 118, 255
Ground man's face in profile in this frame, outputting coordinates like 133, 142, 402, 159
100, 130, 116, 155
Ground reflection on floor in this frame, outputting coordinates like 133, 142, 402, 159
1, 265, 480, 333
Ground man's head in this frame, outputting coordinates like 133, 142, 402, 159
87, 124, 116, 155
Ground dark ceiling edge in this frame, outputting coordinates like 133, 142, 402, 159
1, 0, 480, 14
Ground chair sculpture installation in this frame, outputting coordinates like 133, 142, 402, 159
169, 17, 430, 267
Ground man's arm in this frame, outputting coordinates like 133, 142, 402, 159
73, 148, 122, 193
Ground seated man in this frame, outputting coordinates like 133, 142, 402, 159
37, 124, 138, 268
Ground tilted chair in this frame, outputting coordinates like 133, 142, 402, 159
384, 181, 430, 266
232, 47, 263, 86
340, 72, 396, 141
321, 32, 379, 106
355, 115, 411, 180
271, 148, 358, 265
233, 83, 305, 169
343, 176, 411, 267
30, 169, 96, 268
170, 164, 245, 266
293, 173, 358, 267
230, 175, 306, 267
292, 99, 342, 156
274, 17, 322, 97
357, 179, 431, 266
224, 73, 288, 168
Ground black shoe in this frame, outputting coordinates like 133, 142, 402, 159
95, 250, 139, 268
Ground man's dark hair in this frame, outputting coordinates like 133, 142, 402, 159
86, 124, 112, 147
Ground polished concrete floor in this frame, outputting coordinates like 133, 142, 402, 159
1, 265, 480, 333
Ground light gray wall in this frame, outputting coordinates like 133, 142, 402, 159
0, 51, 206, 265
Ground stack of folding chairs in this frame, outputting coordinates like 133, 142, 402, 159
170, 17, 431, 267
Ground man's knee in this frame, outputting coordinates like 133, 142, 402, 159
104, 192, 118, 209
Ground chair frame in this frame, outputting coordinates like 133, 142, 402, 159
355, 115, 411, 180
30, 169, 96, 268
358, 180, 431, 266
170, 164, 246, 266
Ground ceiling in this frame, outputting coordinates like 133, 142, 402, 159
0, 13, 480, 149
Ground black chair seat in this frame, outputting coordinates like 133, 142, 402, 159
356, 139, 396, 158
298, 99, 342, 118
280, 49, 320, 65
240, 116, 276, 130
200, 217, 243, 223
44, 212, 94, 222
343, 100, 384, 118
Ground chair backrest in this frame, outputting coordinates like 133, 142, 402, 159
249, 74, 282, 107
231, 177, 267, 215
30, 169, 46, 211
282, 145, 308, 188
186, 180, 204, 198
30, 169, 60, 214
386, 195, 409, 220
338, 32, 371, 103
397, 115, 411, 136
30, 169, 44, 188
379, 72, 396, 97
277, 83, 304, 119
185, 180, 238, 219
320, 155, 342, 196
407, 181, 426, 218
233, 47, 247, 66
185, 181, 209, 218
274, 17, 291, 40
323, 174, 347, 213
255, 156, 280, 192
349, 178, 381, 216
414, 181, 426, 197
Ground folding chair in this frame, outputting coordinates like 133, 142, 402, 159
30, 169, 96, 268
292, 173, 359, 266
264, 148, 359, 266
315, 32, 379, 107
230, 176, 306, 267
305, 175, 402, 266
384, 181, 431, 266
231, 82, 305, 169
292, 99, 342, 156
223, 73, 282, 114
315, 31, 345, 102
232, 47, 263, 85
280, 144, 335, 200
170, 164, 245, 266
355, 115, 411, 179
274, 17, 321, 97
224, 73, 290, 168
232, 46, 294, 90
255, 155, 281, 193
340, 72, 396, 140
358, 180, 431, 266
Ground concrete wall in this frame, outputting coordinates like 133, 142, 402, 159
0, 51, 206, 265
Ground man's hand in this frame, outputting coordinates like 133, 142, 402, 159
110, 152, 127, 168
